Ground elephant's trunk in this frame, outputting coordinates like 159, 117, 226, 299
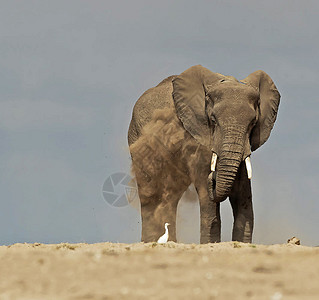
208, 126, 246, 203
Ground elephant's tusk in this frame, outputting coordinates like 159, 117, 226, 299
245, 156, 252, 179
211, 152, 218, 172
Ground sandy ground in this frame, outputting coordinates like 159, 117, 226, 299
0, 242, 318, 300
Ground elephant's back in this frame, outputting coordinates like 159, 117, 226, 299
128, 75, 177, 146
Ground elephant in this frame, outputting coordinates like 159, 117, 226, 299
128, 65, 280, 243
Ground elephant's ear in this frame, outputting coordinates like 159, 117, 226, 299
172, 65, 223, 148
241, 70, 281, 151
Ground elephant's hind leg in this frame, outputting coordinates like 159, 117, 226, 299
140, 185, 189, 243
131, 155, 184, 242
140, 196, 162, 242
129, 117, 191, 242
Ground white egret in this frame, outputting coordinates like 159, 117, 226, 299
157, 223, 170, 244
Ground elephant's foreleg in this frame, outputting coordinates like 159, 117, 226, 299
196, 185, 221, 243
201, 201, 221, 243
229, 162, 254, 243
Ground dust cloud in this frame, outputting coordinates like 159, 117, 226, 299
176, 185, 200, 243
129, 106, 206, 241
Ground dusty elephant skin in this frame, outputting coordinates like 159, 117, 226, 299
128, 65, 280, 243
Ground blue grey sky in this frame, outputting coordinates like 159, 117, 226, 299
0, 1, 318, 245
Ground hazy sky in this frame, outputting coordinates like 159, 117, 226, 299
0, 0, 318, 246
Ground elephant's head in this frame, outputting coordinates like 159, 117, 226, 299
172, 65, 280, 202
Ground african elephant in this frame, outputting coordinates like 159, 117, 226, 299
128, 65, 280, 243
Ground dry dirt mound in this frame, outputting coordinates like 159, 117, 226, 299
0, 242, 318, 299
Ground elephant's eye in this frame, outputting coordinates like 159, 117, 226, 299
210, 115, 217, 124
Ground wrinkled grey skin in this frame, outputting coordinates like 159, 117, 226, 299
128, 65, 280, 243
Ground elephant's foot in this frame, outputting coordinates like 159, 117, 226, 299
232, 215, 253, 243
199, 201, 221, 244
